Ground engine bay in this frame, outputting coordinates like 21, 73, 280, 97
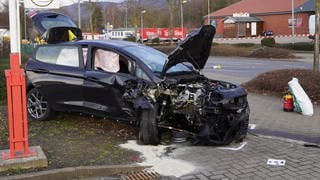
123, 74, 249, 145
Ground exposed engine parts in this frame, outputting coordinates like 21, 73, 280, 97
123, 75, 249, 145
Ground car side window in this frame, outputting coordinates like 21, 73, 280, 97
93, 49, 131, 74
35, 45, 80, 67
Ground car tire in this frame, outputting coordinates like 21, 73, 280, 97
138, 107, 160, 145
27, 88, 52, 121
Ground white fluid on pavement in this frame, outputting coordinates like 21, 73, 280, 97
119, 140, 195, 177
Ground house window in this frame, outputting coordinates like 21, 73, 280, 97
224, 23, 235, 29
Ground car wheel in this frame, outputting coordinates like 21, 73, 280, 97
138, 107, 160, 145
27, 88, 52, 121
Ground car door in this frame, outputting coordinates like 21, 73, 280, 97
27, 44, 85, 111
83, 46, 136, 120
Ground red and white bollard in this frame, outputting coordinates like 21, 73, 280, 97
1, 0, 35, 160
2, 53, 36, 160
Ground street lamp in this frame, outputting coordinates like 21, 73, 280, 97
180, 0, 187, 33
140, 10, 146, 44
291, 0, 295, 44
208, 0, 210, 25
78, 0, 81, 28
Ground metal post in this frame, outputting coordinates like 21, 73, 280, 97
291, 0, 295, 44
314, 0, 320, 72
180, 0, 183, 30
24, 9, 27, 40
78, 0, 81, 28
2, 0, 35, 160
140, 10, 146, 44
208, 0, 210, 25
125, 5, 128, 30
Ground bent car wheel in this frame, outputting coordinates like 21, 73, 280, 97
27, 88, 52, 121
138, 108, 160, 145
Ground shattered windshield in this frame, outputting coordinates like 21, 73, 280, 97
123, 45, 191, 74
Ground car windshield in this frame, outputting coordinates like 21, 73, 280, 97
123, 45, 191, 74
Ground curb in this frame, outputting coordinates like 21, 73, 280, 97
1, 165, 151, 180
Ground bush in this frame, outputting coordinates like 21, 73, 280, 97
261, 37, 276, 47
276, 42, 314, 51
123, 36, 136, 42
248, 47, 295, 59
211, 44, 250, 57
153, 45, 175, 54
233, 43, 256, 48
242, 69, 320, 104
151, 37, 160, 44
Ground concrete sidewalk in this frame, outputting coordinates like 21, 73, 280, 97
248, 93, 320, 144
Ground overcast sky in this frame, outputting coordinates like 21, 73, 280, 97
0, 0, 125, 9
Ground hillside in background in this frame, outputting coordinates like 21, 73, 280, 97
0, 0, 240, 34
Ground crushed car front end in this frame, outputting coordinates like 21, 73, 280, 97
123, 25, 249, 145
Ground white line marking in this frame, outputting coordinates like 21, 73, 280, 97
217, 142, 247, 151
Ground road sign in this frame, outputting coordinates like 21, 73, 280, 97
24, 0, 60, 9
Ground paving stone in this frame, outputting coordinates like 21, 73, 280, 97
196, 174, 209, 180
181, 175, 197, 180
200, 170, 212, 177
172, 134, 320, 180
224, 173, 237, 179
209, 174, 225, 179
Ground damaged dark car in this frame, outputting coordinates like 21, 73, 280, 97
26, 12, 249, 145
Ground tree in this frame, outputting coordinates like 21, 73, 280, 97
0, 0, 9, 28
92, 5, 104, 33
105, 4, 123, 28
86, 0, 95, 38
167, 0, 179, 44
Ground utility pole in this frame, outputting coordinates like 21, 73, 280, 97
291, 0, 295, 44
314, 0, 320, 72
208, 0, 210, 25
78, 0, 81, 28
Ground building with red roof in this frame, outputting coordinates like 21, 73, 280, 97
206, 0, 314, 38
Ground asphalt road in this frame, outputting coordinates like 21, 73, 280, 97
203, 56, 313, 84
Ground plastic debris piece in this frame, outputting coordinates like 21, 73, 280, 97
267, 159, 286, 166
248, 124, 256, 130
213, 64, 222, 69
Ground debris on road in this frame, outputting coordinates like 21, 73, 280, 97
213, 64, 222, 69
249, 124, 256, 130
267, 159, 286, 166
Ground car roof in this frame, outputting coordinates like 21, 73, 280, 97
74, 40, 142, 49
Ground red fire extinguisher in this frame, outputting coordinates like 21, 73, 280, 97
283, 93, 294, 112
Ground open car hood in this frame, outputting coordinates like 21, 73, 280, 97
29, 11, 82, 43
162, 25, 216, 74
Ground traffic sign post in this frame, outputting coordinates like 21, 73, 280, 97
0, 0, 47, 172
